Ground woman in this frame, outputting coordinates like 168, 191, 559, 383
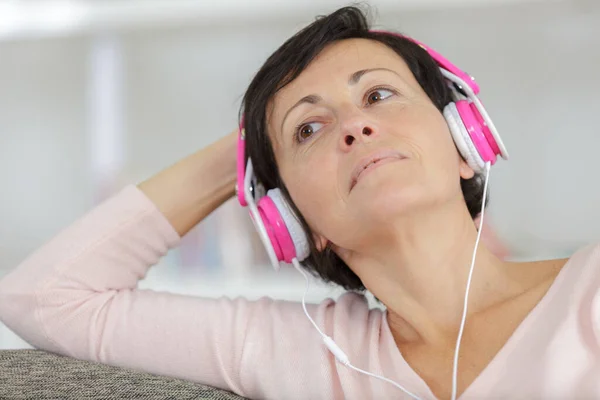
0, 6, 598, 400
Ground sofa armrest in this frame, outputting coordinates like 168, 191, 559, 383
0, 350, 248, 400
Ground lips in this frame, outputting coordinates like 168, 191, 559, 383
350, 150, 405, 192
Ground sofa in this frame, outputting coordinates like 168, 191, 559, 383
0, 349, 248, 399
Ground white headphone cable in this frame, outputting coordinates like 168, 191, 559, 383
451, 161, 492, 400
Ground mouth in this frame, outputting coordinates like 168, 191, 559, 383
350, 150, 405, 192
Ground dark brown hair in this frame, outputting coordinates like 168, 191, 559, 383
240, 5, 487, 292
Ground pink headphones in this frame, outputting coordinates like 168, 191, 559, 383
236, 33, 509, 270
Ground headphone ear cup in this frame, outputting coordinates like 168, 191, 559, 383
257, 189, 310, 263
444, 102, 485, 173
267, 189, 310, 262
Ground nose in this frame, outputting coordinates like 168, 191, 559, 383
339, 112, 378, 150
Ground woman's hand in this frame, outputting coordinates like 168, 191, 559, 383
138, 129, 238, 236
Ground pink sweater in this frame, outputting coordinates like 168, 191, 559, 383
0, 185, 599, 399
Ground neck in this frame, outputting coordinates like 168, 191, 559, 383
345, 200, 516, 346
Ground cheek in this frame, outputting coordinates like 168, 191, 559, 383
281, 156, 342, 234
407, 105, 459, 168
391, 106, 463, 198
426, 121, 466, 200
282, 163, 333, 226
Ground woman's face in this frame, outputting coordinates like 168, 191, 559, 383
268, 38, 474, 253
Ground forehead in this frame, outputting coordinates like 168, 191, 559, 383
283, 38, 411, 90
268, 38, 416, 131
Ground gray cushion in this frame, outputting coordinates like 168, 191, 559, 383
0, 350, 248, 399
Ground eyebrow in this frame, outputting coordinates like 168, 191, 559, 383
279, 67, 400, 135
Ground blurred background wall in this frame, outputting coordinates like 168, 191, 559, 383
1, 0, 599, 348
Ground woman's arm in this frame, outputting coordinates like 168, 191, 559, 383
0, 130, 326, 397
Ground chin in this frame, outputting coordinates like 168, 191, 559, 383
352, 171, 429, 223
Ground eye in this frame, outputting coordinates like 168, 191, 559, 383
366, 87, 395, 105
295, 122, 324, 143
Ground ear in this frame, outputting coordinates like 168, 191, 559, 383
312, 232, 328, 252
312, 232, 352, 259
326, 241, 352, 263
459, 157, 476, 180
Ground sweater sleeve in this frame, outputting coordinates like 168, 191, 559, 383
0, 185, 345, 399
